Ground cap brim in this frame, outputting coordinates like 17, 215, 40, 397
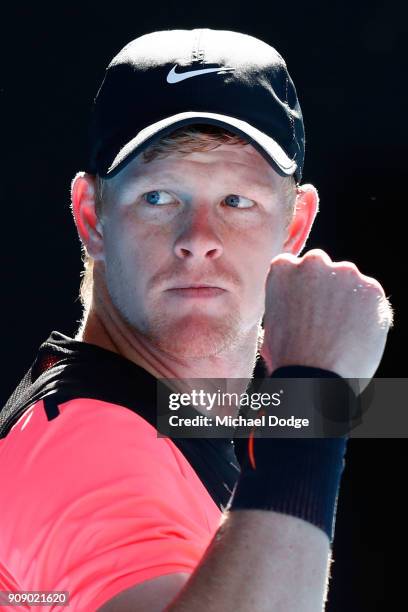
103, 111, 298, 179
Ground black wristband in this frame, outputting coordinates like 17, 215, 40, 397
229, 365, 350, 543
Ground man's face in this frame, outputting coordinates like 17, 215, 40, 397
97, 144, 293, 359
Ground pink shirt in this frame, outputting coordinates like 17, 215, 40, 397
0, 396, 222, 610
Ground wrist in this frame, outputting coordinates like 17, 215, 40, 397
232, 364, 352, 543
230, 437, 348, 543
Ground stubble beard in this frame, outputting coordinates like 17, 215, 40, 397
107, 270, 249, 360
143, 306, 245, 359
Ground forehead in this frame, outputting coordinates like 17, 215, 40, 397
104, 143, 286, 195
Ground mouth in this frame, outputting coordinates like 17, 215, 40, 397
172, 284, 222, 289
167, 286, 226, 298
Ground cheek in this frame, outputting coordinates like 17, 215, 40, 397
237, 221, 285, 299
236, 217, 284, 266
103, 217, 170, 282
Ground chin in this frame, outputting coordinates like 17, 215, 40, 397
147, 312, 243, 359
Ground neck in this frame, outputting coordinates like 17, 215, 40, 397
75, 288, 261, 417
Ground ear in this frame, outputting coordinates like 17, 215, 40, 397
70, 172, 105, 261
283, 183, 319, 256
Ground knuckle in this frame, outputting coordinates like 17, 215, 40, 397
359, 275, 386, 296
270, 253, 300, 268
302, 248, 332, 263
304, 248, 327, 256
332, 260, 359, 273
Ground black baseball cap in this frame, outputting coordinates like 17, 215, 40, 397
87, 29, 305, 183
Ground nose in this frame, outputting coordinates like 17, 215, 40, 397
173, 205, 223, 261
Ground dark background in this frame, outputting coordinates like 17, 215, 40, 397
1, 1, 406, 609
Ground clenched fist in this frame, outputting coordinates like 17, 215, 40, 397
260, 249, 393, 383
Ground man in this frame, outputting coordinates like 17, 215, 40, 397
0, 29, 392, 611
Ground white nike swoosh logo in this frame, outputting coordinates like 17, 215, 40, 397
167, 65, 228, 84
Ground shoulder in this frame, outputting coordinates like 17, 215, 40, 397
1, 395, 189, 485
0, 395, 222, 529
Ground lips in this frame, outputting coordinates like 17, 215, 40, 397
168, 287, 226, 297
169, 283, 223, 290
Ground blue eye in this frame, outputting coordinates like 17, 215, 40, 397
143, 191, 173, 205
224, 194, 254, 209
